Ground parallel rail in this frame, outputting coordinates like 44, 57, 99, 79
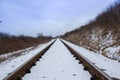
3, 40, 56, 80
3, 39, 115, 80
61, 40, 113, 80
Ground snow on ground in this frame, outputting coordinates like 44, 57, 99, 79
105, 46, 120, 61
0, 47, 33, 59
22, 39, 91, 80
0, 46, 34, 63
62, 39, 120, 79
0, 40, 54, 80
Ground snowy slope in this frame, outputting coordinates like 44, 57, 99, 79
104, 46, 120, 60
62, 39, 120, 79
22, 39, 91, 80
0, 40, 54, 80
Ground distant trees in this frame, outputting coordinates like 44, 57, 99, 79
0, 32, 53, 54
89, 1, 120, 30
37, 32, 44, 37
0, 32, 9, 38
37, 32, 53, 40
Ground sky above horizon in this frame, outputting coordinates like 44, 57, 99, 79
0, 0, 117, 37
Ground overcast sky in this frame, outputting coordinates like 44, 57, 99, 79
0, 0, 117, 37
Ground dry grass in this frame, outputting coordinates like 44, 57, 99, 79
0, 34, 52, 55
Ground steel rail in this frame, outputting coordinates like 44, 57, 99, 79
3, 40, 56, 80
61, 40, 113, 80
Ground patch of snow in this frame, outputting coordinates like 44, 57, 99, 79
105, 46, 120, 61
90, 31, 114, 54
90, 34, 98, 41
22, 39, 91, 80
0, 47, 34, 62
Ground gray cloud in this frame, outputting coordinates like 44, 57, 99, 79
0, 0, 117, 37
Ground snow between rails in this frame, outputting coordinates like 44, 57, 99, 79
22, 39, 91, 80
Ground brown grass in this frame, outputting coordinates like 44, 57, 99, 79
0, 34, 52, 55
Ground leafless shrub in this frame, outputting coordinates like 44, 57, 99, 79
0, 32, 52, 55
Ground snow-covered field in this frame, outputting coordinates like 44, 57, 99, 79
22, 39, 91, 80
0, 40, 54, 80
62, 39, 120, 79
0, 46, 34, 63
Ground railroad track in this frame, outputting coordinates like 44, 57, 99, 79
3, 39, 114, 80
61, 40, 113, 80
3, 40, 56, 80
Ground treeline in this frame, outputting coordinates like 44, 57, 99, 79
0, 32, 52, 54
61, 1, 120, 60
62, 1, 120, 36
89, 1, 120, 31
